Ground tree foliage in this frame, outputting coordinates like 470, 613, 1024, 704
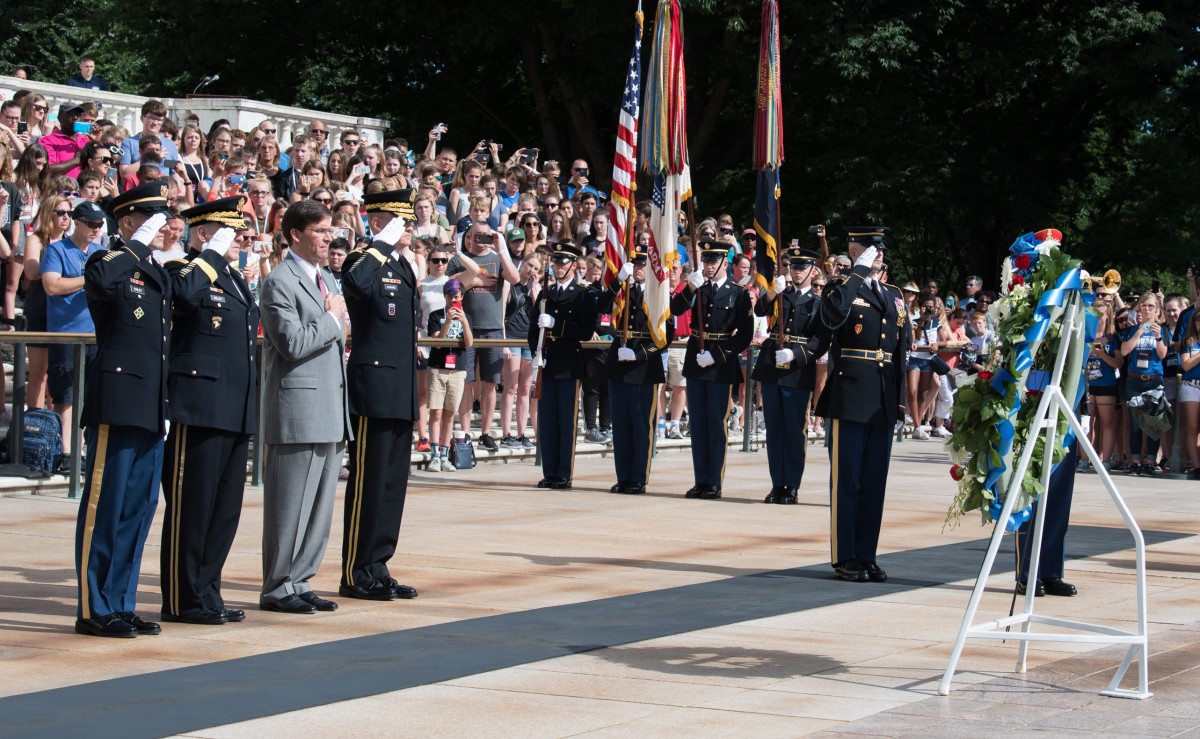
3, 0, 1197, 292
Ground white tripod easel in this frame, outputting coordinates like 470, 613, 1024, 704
939, 294, 1151, 699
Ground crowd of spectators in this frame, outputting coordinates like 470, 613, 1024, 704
2, 58, 1196, 477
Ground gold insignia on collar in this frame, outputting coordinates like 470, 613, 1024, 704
134, 306, 145, 320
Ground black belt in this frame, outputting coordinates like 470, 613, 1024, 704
1133, 373, 1161, 381
702, 332, 733, 340
624, 331, 653, 339
841, 348, 892, 364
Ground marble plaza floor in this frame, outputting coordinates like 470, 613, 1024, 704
0, 438, 1198, 738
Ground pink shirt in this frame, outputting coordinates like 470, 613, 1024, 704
40, 131, 90, 179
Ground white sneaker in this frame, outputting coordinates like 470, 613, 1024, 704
919, 424, 932, 432
428, 456, 443, 472
932, 426, 953, 439
912, 427, 931, 440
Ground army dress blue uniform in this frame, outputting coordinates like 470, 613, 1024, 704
596, 261, 674, 494
753, 250, 829, 504
815, 227, 910, 582
75, 182, 172, 637
339, 190, 421, 601
159, 198, 259, 625
668, 242, 753, 499
529, 243, 596, 489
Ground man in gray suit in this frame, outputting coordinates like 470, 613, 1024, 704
259, 199, 352, 614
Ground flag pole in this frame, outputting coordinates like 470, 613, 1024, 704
774, 176, 787, 352
621, 185, 637, 344
686, 196, 704, 352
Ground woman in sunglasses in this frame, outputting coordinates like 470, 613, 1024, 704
519, 212, 545, 253
18, 194, 72, 400
20, 94, 49, 143
80, 141, 121, 201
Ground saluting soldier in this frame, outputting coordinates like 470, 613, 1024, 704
816, 227, 910, 583
753, 246, 829, 504
75, 182, 173, 638
338, 189, 420, 601
598, 245, 674, 494
669, 239, 753, 499
159, 197, 258, 626
530, 240, 595, 490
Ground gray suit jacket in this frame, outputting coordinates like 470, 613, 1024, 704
260, 256, 352, 445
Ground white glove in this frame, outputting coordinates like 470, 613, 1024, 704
132, 213, 168, 246
854, 246, 878, 269
537, 313, 556, 329
202, 227, 237, 258
775, 348, 795, 365
696, 350, 716, 368
617, 262, 634, 282
688, 271, 705, 289
617, 347, 636, 362
374, 215, 408, 246
773, 276, 787, 293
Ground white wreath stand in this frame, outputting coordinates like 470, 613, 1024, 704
939, 296, 1152, 699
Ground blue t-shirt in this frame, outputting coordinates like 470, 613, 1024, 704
119, 133, 181, 175
1120, 323, 1167, 376
1086, 334, 1119, 388
41, 238, 98, 333
1183, 339, 1200, 381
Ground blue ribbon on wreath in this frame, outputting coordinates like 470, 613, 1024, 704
983, 254, 1096, 531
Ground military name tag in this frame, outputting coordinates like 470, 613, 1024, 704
209, 294, 226, 304
129, 284, 146, 296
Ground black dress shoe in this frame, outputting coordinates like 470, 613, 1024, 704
537, 478, 555, 489
260, 594, 317, 613
685, 485, 704, 498
339, 580, 397, 601
777, 487, 798, 505
622, 483, 646, 495
700, 485, 721, 499
298, 592, 338, 611
120, 612, 162, 634
1043, 577, 1077, 597
863, 562, 888, 582
160, 610, 227, 625
1015, 579, 1045, 597
386, 578, 419, 599
221, 608, 246, 622
610, 482, 629, 494
75, 613, 137, 638
835, 560, 869, 582
550, 479, 572, 489
764, 486, 784, 504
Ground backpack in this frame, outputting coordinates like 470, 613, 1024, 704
12, 409, 63, 473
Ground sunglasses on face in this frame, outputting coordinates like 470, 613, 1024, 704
314, 197, 332, 204
262, 127, 277, 134
343, 139, 360, 146
33, 105, 48, 113
430, 258, 449, 265
54, 209, 73, 217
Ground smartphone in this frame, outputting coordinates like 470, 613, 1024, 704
335, 228, 350, 240
229, 174, 246, 185
451, 300, 463, 311
73, 121, 94, 135
353, 165, 369, 175
218, 153, 229, 162
163, 158, 179, 170
105, 169, 117, 183
475, 233, 495, 245
520, 148, 538, 166
17, 121, 27, 135
1151, 279, 1161, 293
238, 250, 249, 270
246, 169, 260, 178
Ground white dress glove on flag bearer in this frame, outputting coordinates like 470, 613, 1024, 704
775, 348, 795, 365
696, 350, 716, 368
774, 276, 787, 293
617, 262, 633, 282
202, 227, 237, 258
617, 347, 636, 362
537, 313, 556, 329
132, 213, 167, 245
374, 215, 408, 246
688, 271, 705, 289
854, 246, 878, 269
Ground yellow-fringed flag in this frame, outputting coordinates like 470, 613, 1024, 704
639, 0, 690, 349
753, 0, 784, 292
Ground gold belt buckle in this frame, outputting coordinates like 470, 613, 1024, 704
874, 348, 885, 362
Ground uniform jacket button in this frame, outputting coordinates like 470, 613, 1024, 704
191, 370, 197, 375
116, 367, 122, 372
373, 360, 379, 366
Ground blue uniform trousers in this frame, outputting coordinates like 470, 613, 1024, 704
609, 381, 657, 485
686, 378, 732, 487
538, 379, 580, 481
76, 424, 164, 619
761, 383, 810, 488
828, 419, 892, 565
1015, 440, 1077, 583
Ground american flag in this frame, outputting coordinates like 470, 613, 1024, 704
603, 2, 645, 327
